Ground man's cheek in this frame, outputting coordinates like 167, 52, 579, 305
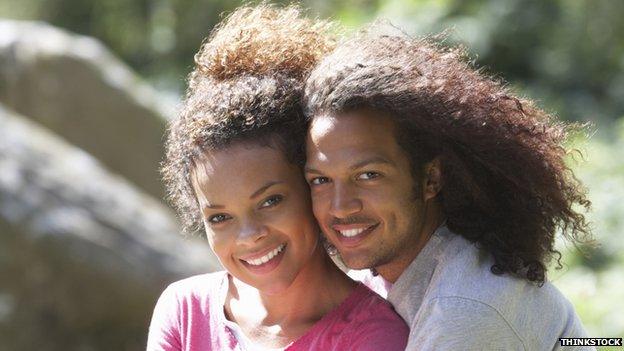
310, 193, 329, 214
312, 204, 329, 223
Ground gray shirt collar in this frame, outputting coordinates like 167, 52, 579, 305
387, 225, 454, 323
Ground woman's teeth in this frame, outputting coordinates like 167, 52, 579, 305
244, 244, 285, 266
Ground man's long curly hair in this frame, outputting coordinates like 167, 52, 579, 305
161, 5, 335, 235
304, 27, 592, 285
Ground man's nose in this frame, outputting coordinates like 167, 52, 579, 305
329, 183, 363, 218
237, 216, 268, 245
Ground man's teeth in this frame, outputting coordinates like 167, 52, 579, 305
245, 244, 285, 266
340, 228, 367, 237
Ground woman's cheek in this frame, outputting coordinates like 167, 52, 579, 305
206, 229, 229, 254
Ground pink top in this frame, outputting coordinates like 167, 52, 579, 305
147, 272, 408, 351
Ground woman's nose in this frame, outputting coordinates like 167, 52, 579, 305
237, 217, 268, 245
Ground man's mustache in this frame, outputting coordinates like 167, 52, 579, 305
330, 216, 377, 226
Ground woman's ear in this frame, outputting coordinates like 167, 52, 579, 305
423, 157, 442, 201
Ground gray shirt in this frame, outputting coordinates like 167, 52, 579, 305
387, 226, 593, 351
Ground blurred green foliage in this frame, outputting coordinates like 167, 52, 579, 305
2, 0, 623, 125
1, 0, 622, 341
368, 0, 624, 126
552, 119, 624, 339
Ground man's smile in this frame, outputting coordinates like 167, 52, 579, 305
330, 223, 380, 246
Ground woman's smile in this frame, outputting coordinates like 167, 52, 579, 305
239, 243, 287, 274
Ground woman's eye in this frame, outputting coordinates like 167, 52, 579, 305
260, 195, 283, 208
208, 213, 231, 224
310, 177, 330, 185
357, 172, 381, 180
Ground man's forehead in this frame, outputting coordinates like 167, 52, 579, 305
307, 127, 399, 172
308, 113, 339, 140
307, 145, 390, 165
307, 111, 398, 155
309, 110, 394, 137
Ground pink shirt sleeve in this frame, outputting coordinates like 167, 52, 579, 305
147, 285, 182, 351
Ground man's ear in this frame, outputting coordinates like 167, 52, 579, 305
423, 157, 442, 201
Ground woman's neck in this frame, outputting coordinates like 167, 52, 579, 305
225, 244, 356, 346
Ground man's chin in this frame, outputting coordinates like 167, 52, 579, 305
341, 254, 379, 271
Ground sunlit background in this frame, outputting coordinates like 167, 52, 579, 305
1, 0, 622, 350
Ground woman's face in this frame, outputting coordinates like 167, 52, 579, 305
191, 142, 319, 294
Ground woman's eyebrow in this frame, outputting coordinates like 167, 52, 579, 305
200, 181, 285, 212
250, 180, 285, 199
201, 203, 225, 217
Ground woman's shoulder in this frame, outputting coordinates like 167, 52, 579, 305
328, 284, 409, 350
348, 283, 406, 322
148, 272, 233, 349
166, 271, 227, 290
159, 271, 228, 304
151, 271, 229, 328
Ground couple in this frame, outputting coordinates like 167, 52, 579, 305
148, 4, 592, 351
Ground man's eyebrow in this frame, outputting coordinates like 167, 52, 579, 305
304, 166, 323, 175
304, 157, 395, 175
250, 181, 284, 199
350, 156, 395, 170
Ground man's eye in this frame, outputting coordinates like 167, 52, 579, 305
310, 177, 330, 185
208, 214, 231, 224
260, 195, 283, 208
357, 172, 381, 180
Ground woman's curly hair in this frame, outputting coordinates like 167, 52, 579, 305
161, 5, 335, 235
304, 27, 592, 285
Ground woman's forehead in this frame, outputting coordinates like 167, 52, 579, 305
191, 145, 296, 201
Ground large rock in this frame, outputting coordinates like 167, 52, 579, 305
0, 20, 176, 199
0, 105, 220, 351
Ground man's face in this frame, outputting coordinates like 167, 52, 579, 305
305, 109, 427, 278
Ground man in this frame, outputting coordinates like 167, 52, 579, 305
303, 28, 593, 350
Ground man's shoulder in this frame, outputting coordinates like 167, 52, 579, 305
411, 285, 586, 350
409, 295, 527, 350
431, 236, 573, 316
417, 235, 586, 348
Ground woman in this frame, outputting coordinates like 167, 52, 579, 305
147, 5, 408, 351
